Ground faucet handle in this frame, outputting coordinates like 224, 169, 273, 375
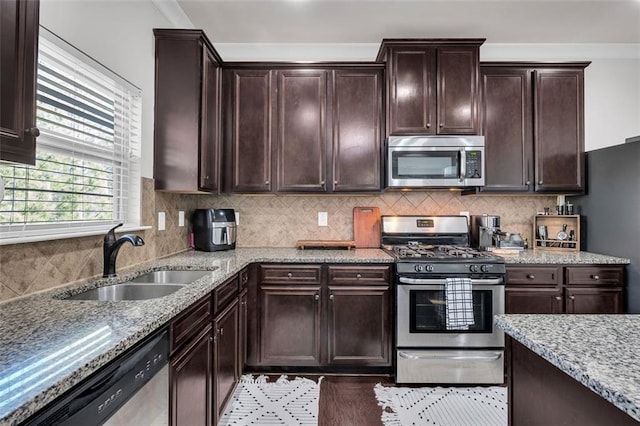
105, 223, 124, 243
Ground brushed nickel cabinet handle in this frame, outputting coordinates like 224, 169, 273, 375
439, 123, 444, 127
592, 275, 600, 280
334, 180, 338, 185
539, 180, 543, 185
329, 294, 334, 301
356, 274, 362, 279
569, 295, 576, 300
554, 296, 562, 301
220, 328, 224, 336
526, 181, 531, 186
426, 123, 431, 128
527, 274, 535, 279
265, 180, 270, 185
287, 272, 293, 278
314, 294, 320, 301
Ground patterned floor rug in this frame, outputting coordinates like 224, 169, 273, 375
218, 375, 323, 425
374, 384, 507, 426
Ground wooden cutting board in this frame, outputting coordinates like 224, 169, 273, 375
353, 207, 381, 248
296, 240, 356, 250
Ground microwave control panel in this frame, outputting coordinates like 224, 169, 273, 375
465, 151, 482, 178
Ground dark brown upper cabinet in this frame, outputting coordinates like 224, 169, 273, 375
224, 68, 274, 193
224, 64, 384, 194
0, 0, 40, 165
480, 62, 589, 194
377, 39, 484, 136
153, 29, 223, 193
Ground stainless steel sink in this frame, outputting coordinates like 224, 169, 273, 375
66, 283, 187, 301
129, 269, 214, 284
65, 269, 215, 301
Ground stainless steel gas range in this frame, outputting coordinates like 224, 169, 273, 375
382, 215, 506, 384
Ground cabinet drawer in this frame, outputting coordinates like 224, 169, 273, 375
328, 265, 391, 285
565, 266, 623, 286
239, 267, 249, 291
171, 295, 212, 353
214, 275, 239, 313
506, 266, 561, 285
260, 265, 322, 284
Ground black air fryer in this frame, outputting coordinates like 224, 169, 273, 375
192, 209, 237, 251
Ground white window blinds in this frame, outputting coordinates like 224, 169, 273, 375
0, 27, 142, 241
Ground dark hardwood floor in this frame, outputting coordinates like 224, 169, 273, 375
318, 375, 394, 426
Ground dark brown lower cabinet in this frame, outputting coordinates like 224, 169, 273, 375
328, 286, 390, 365
259, 285, 322, 366
213, 298, 239, 425
253, 264, 392, 371
506, 264, 623, 314
170, 325, 213, 426
509, 338, 637, 425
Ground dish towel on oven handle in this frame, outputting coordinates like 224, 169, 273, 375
445, 277, 475, 330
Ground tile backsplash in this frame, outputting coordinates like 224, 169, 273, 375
197, 192, 556, 248
0, 180, 555, 303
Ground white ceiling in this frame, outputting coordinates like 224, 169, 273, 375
176, 0, 640, 44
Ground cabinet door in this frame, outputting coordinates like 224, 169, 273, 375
213, 299, 239, 424
276, 70, 327, 192
199, 47, 221, 192
506, 288, 563, 314
0, 0, 39, 165
259, 285, 322, 366
437, 46, 480, 135
238, 289, 248, 376
170, 325, 212, 426
565, 288, 623, 314
331, 69, 383, 192
228, 69, 273, 192
388, 47, 436, 135
534, 68, 584, 192
328, 286, 391, 366
480, 67, 533, 192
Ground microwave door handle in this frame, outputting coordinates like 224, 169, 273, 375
459, 149, 466, 183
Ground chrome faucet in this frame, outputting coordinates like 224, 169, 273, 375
103, 223, 145, 277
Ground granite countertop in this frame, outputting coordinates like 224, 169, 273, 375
0, 248, 393, 425
495, 314, 640, 421
496, 249, 630, 265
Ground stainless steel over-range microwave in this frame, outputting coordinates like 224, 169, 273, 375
387, 135, 485, 188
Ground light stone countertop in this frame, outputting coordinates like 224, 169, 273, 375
496, 249, 630, 265
0, 248, 394, 426
0, 247, 629, 424
495, 314, 640, 422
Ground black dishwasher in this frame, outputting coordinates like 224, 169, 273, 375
24, 327, 169, 426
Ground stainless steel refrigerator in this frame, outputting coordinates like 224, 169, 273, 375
569, 136, 640, 313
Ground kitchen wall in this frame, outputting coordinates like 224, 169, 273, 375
197, 192, 556, 248
0, 179, 197, 302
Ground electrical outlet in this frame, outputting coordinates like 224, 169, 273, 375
158, 212, 166, 231
235, 212, 240, 225
318, 212, 328, 227
178, 211, 185, 227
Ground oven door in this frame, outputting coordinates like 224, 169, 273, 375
396, 278, 504, 348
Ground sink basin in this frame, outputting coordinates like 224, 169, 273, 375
129, 269, 214, 284
65, 269, 215, 301
66, 283, 186, 301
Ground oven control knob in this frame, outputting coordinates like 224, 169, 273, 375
414, 265, 423, 272
425, 265, 434, 272
480, 264, 490, 272
469, 264, 479, 273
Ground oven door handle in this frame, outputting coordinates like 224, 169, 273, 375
398, 277, 503, 285
398, 351, 503, 361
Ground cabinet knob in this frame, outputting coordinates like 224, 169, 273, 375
555, 296, 562, 301
539, 180, 543, 185
329, 294, 334, 301
526, 181, 531, 186
25, 127, 40, 137
356, 274, 362, 279
314, 294, 320, 301
287, 272, 293, 278
426, 123, 431, 129
220, 328, 224, 336
526, 274, 535, 279
569, 295, 576, 300
320, 180, 325, 186
265, 180, 270, 185
334, 180, 338, 185
210, 336, 214, 342
439, 123, 444, 127
592, 275, 600, 280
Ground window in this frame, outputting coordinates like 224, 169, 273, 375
0, 27, 142, 243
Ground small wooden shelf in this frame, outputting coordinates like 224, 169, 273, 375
533, 215, 580, 252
